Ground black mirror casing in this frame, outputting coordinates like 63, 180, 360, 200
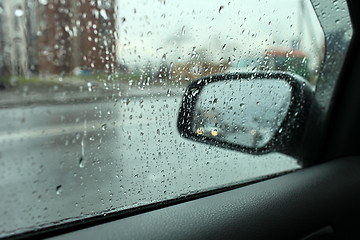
177, 72, 315, 165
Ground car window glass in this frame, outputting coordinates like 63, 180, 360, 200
0, 0, 351, 238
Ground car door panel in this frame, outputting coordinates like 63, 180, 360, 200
41, 156, 360, 240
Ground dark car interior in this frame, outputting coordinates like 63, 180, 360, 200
6, 0, 360, 239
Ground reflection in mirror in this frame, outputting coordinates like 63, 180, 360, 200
192, 79, 291, 148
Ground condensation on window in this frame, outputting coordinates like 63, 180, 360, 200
0, 0, 332, 238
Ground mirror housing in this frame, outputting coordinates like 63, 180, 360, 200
177, 72, 315, 163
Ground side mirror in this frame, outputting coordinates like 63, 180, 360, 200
177, 72, 314, 162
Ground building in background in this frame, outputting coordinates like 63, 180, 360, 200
0, 0, 117, 77
0, 0, 30, 76
38, 0, 116, 75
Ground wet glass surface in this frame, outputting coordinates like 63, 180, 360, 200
193, 79, 291, 147
0, 0, 349, 237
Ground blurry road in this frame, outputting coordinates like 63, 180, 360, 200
0, 91, 299, 237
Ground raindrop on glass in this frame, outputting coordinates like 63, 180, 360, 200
181, 26, 186, 35
219, 5, 224, 14
79, 156, 85, 168
14, 9, 24, 17
38, 0, 48, 5
56, 185, 62, 195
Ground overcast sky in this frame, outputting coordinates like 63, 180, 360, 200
115, 0, 324, 69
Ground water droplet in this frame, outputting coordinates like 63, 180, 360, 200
79, 156, 85, 168
14, 9, 24, 17
56, 185, 62, 195
222, 44, 227, 50
162, 54, 167, 61
38, 0, 48, 5
100, 9, 108, 20
219, 5, 224, 14
181, 26, 186, 35
87, 82, 93, 92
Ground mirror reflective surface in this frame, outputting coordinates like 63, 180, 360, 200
192, 79, 291, 148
